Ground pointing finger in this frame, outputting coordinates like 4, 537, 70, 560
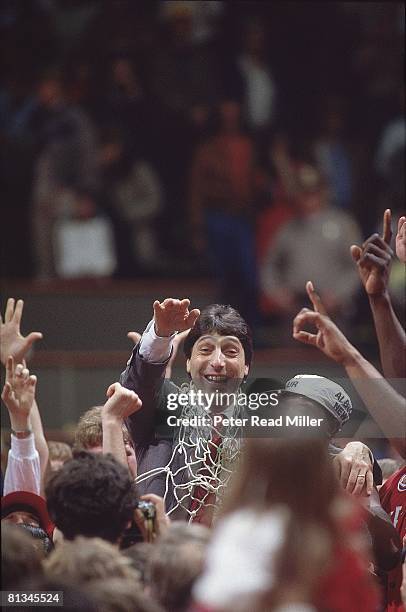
383, 208, 392, 244
306, 281, 328, 315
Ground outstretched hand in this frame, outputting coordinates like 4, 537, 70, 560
0, 298, 43, 366
396, 215, 406, 264
350, 209, 393, 296
293, 282, 357, 365
1, 356, 37, 429
153, 298, 200, 337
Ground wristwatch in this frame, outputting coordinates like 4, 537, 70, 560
11, 429, 32, 439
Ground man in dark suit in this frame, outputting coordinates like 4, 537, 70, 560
120, 298, 252, 523
120, 297, 377, 524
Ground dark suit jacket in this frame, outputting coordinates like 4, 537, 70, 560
120, 345, 197, 518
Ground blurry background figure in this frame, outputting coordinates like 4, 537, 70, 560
43, 441, 73, 488
190, 99, 258, 326
151, 0, 221, 251
260, 163, 362, 337
256, 131, 300, 319
30, 71, 101, 279
99, 129, 164, 276
313, 96, 353, 211
237, 19, 277, 144
374, 85, 405, 214
159, 1, 224, 45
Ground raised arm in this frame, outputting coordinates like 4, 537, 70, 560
0, 298, 48, 479
120, 298, 200, 445
127, 328, 190, 379
350, 209, 406, 378
2, 357, 41, 495
293, 282, 406, 458
0, 298, 43, 366
102, 382, 142, 476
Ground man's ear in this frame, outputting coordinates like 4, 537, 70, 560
186, 359, 191, 374
244, 365, 249, 378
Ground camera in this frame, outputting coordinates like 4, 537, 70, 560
120, 500, 157, 548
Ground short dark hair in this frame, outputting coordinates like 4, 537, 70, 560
183, 304, 253, 366
45, 451, 138, 543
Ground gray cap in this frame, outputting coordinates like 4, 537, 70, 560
285, 375, 352, 428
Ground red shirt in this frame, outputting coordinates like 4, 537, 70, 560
380, 466, 406, 612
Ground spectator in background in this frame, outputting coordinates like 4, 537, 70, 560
47, 441, 72, 474
43, 441, 73, 488
153, 2, 219, 122
160, 1, 224, 46
151, 1, 221, 246
63, 57, 98, 112
260, 163, 361, 328
95, 54, 155, 157
237, 19, 277, 142
99, 129, 164, 275
256, 132, 299, 317
313, 97, 353, 210
190, 99, 258, 326
375, 86, 405, 214
30, 71, 100, 278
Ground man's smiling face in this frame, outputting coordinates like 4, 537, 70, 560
186, 333, 249, 397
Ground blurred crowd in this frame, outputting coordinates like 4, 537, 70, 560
1, 1, 404, 326
1, 201, 405, 610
